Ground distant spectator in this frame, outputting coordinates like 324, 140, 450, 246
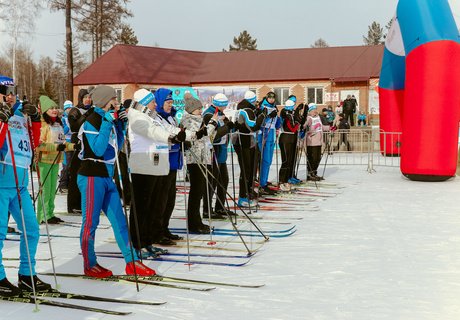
342, 95, 357, 126
326, 106, 335, 125
357, 111, 367, 126
335, 113, 351, 151
335, 102, 343, 116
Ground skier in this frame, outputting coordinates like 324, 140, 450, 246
257, 92, 280, 195
127, 89, 186, 256
77, 85, 154, 278
305, 103, 331, 181
181, 95, 217, 231
58, 100, 74, 194
0, 84, 52, 296
67, 88, 94, 214
278, 99, 300, 191
233, 91, 265, 207
152, 88, 198, 242
36, 95, 74, 224
202, 93, 235, 218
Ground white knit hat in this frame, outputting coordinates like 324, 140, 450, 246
134, 89, 155, 106
63, 100, 73, 110
213, 93, 228, 107
244, 91, 256, 104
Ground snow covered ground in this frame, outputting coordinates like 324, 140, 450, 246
3, 154, 460, 320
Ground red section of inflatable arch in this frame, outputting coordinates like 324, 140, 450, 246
378, 88, 404, 156
401, 41, 460, 181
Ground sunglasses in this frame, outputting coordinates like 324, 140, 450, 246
267, 94, 275, 99
0, 85, 16, 96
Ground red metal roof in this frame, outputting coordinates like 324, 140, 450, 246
74, 44, 384, 86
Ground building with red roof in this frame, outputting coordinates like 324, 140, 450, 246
74, 44, 384, 120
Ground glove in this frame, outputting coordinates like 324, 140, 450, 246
225, 120, 235, 130
104, 110, 115, 123
268, 109, 278, 118
23, 103, 41, 122
56, 143, 66, 152
116, 108, 128, 122
22, 103, 38, 116
170, 129, 186, 144
195, 126, 207, 140
0, 103, 13, 123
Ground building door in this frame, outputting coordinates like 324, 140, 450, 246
340, 90, 360, 113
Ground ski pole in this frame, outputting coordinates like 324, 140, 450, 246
188, 147, 262, 254
113, 128, 139, 292
6, 129, 39, 311
122, 141, 143, 264
26, 118, 60, 290
180, 141, 191, 270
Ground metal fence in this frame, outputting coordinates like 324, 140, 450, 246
311, 128, 402, 173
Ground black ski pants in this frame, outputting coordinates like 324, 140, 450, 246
234, 144, 255, 199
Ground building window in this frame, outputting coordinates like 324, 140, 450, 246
273, 87, 289, 105
307, 87, 324, 104
115, 89, 122, 103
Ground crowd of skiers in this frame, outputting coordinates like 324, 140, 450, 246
0, 81, 338, 296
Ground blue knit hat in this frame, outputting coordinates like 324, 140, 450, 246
308, 103, 317, 112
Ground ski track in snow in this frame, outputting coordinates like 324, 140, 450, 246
3, 154, 460, 320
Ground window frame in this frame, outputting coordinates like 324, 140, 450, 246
307, 87, 324, 105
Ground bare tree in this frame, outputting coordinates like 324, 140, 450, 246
0, 0, 42, 82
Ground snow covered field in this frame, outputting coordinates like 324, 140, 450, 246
3, 155, 460, 320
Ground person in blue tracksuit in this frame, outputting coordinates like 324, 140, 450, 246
77, 85, 154, 278
58, 100, 74, 193
0, 84, 51, 296
257, 91, 280, 195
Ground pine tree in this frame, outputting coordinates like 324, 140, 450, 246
229, 30, 258, 51
383, 19, 393, 40
117, 24, 138, 45
311, 38, 329, 48
363, 21, 384, 45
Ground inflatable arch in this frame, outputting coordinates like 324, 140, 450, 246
379, 0, 460, 181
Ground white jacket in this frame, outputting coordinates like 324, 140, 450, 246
127, 108, 171, 176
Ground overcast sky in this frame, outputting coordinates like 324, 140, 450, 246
3, 0, 460, 61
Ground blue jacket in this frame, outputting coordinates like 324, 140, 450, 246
78, 107, 125, 178
0, 101, 31, 188
155, 88, 182, 171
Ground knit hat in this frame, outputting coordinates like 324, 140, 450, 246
91, 85, 117, 108
134, 89, 155, 106
39, 95, 58, 114
284, 99, 295, 111
184, 96, 202, 114
308, 103, 317, 112
63, 100, 73, 110
244, 91, 257, 104
288, 95, 296, 103
213, 93, 228, 107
